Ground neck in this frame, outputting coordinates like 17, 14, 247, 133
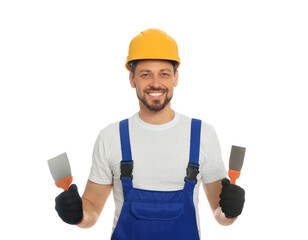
138, 103, 175, 125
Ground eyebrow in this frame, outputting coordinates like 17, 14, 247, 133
138, 69, 172, 73
138, 69, 151, 73
160, 68, 171, 73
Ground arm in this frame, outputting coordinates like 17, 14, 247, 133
77, 180, 113, 229
203, 179, 237, 226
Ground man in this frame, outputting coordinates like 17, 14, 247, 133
55, 28, 245, 239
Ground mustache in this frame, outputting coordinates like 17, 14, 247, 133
144, 87, 167, 92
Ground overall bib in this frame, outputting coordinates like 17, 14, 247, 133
111, 118, 202, 240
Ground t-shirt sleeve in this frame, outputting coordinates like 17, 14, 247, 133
88, 131, 113, 184
200, 125, 227, 184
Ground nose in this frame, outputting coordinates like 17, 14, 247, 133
149, 74, 161, 88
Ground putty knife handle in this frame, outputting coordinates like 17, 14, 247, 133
55, 175, 73, 191
228, 170, 240, 185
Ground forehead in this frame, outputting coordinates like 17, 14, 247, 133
135, 59, 173, 72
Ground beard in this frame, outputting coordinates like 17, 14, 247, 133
137, 89, 173, 112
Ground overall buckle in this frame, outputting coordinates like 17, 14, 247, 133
120, 160, 134, 179
184, 162, 199, 182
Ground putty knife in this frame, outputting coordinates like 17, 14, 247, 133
47, 152, 73, 191
228, 145, 246, 185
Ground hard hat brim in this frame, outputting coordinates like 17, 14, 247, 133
125, 58, 181, 71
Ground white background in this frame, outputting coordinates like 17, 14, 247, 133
1, 0, 307, 239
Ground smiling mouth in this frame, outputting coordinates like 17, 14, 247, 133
147, 92, 164, 97
146, 88, 167, 97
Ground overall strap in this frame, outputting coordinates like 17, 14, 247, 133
184, 118, 202, 190
119, 119, 133, 190
189, 118, 202, 167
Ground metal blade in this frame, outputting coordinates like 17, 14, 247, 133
47, 152, 71, 182
229, 145, 246, 172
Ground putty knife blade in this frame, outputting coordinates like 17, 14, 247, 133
47, 152, 71, 182
229, 145, 246, 172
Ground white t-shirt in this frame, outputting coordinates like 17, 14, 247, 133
89, 112, 227, 237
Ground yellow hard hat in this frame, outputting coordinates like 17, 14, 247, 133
125, 28, 181, 70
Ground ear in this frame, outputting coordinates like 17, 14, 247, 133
173, 70, 179, 87
129, 71, 136, 88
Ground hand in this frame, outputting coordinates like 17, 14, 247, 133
219, 179, 245, 218
55, 184, 83, 225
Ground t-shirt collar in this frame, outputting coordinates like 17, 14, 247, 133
134, 112, 179, 131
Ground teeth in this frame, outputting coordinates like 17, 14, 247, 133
148, 92, 163, 96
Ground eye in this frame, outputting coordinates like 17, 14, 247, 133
161, 73, 169, 77
141, 73, 150, 78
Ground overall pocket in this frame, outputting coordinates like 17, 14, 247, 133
130, 201, 184, 221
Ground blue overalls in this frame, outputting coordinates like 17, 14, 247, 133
111, 118, 202, 240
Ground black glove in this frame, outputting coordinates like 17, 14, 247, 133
55, 184, 83, 225
219, 179, 245, 218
